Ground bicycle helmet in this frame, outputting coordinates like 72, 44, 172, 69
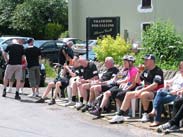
127, 55, 135, 62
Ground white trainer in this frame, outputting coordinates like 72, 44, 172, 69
27, 93, 37, 97
63, 101, 76, 107
35, 92, 39, 97
74, 102, 83, 108
141, 113, 149, 122
19, 89, 23, 94
6, 87, 12, 93
109, 115, 124, 124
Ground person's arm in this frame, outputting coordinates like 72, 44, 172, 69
135, 82, 159, 97
3, 51, 8, 64
62, 49, 70, 62
64, 65, 77, 77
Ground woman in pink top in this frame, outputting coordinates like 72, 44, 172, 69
90, 55, 139, 117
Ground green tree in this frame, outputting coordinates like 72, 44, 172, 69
139, 21, 183, 69
0, 0, 68, 39
94, 35, 131, 64
44, 23, 64, 39
0, 0, 24, 35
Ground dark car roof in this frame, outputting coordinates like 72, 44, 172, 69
34, 40, 66, 48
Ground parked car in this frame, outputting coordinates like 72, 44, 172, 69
59, 38, 83, 45
36, 40, 67, 64
81, 50, 97, 61
0, 36, 34, 50
72, 40, 97, 54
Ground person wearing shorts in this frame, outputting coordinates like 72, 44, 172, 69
2, 39, 25, 100
80, 57, 119, 112
35, 56, 81, 105
90, 55, 138, 116
24, 39, 41, 97
6, 57, 27, 93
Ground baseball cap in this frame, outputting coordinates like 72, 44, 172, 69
143, 54, 155, 60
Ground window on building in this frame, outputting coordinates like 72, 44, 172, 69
142, 0, 151, 9
142, 23, 151, 32
141, 22, 152, 40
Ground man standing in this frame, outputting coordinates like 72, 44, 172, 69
24, 39, 41, 97
2, 39, 25, 100
58, 41, 74, 65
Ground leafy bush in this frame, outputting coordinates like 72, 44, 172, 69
42, 59, 56, 78
44, 23, 64, 39
59, 30, 69, 38
93, 35, 131, 64
138, 21, 183, 70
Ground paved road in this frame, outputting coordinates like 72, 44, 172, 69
0, 86, 178, 137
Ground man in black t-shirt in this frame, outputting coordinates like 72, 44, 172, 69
35, 56, 82, 105
2, 39, 25, 100
108, 54, 164, 124
74, 57, 99, 110
80, 57, 119, 112
24, 39, 41, 97
58, 41, 74, 65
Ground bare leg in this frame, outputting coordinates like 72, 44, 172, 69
120, 91, 136, 112
42, 82, 55, 98
140, 91, 154, 111
100, 90, 111, 109
53, 81, 62, 99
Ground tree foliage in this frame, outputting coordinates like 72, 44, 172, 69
93, 35, 131, 64
138, 21, 183, 70
0, 0, 68, 39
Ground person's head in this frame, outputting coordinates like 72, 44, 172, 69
72, 56, 80, 68
143, 54, 156, 70
12, 39, 19, 44
66, 41, 73, 48
104, 56, 114, 69
27, 39, 34, 46
122, 55, 135, 69
78, 56, 88, 68
178, 61, 183, 74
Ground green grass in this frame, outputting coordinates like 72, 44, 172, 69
41, 59, 56, 78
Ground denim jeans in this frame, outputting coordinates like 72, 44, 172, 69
153, 88, 176, 122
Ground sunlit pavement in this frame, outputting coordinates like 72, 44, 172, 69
0, 83, 181, 137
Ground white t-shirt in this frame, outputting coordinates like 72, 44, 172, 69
170, 73, 183, 91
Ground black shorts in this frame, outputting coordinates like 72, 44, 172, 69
54, 77, 69, 90
108, 86, 122, 99
101, 84, 114, 92
115, 84, 142, 101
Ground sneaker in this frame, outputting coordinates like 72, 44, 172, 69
81, 105, 90, 112
35, 92, 39, 97
75, 102, 84, 110
141, 113, 149, 122
27, 93, 36, 97
166, 125, 180, 133
15, 92, 21, 100
35, 98, 45, 103
90, 108, 101, 117
48, 99, 56, 105
74, 102, 81, 108
6, 87, 12, 93
19, 89, 23, 94
2, 89, 6, 97
109, 115, 124, 124
157, 122, 171, 133
63, 101, 76, 107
